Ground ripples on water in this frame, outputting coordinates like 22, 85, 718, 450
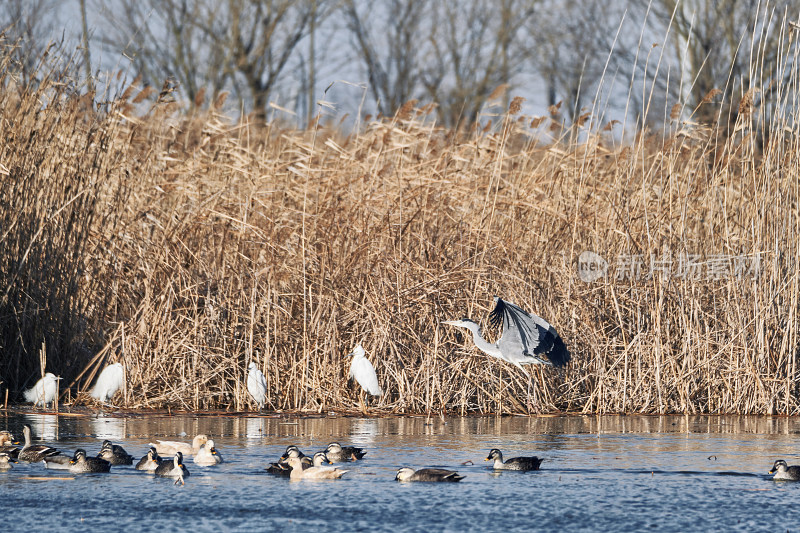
2, 413, 799, 532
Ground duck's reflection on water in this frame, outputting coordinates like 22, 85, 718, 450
2, 411, 800, 532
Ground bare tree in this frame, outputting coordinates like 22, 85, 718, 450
98, 0, 326, 118
617, 0, 799, 128
342, 0, 430, 118
0, 0, 61, 86
421, 0, 537, 127
526, 0, 620, 124
97, 0, 228, 107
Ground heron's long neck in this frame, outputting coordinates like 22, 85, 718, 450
465, 323, 502, 358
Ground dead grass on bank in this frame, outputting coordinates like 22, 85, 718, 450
1, 34, 800, 415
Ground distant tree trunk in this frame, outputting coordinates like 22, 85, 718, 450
307, 0, 317, 123
80, 0, 93, 92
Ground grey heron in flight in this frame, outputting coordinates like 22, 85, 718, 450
442, 297, 570, 368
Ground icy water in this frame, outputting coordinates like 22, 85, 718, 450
1, 412, 799, 532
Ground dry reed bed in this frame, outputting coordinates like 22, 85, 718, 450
1, 43, 799, 415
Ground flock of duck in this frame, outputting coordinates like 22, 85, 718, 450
2, 424, 799, 484
0, 426, 222, 483
0, 424, 555, 484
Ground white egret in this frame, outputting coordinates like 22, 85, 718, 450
347, 344, 383, 396
90, 363, 125, 403
23, 373, 61, 408
442, 297, 571, 368
246, 362, 268, 409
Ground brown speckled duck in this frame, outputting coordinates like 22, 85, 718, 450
18, 425, 60, 463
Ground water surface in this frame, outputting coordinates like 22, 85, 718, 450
1, 412, 798, 532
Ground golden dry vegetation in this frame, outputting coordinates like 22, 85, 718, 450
1, 40, 799, 415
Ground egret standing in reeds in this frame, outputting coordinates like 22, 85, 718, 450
90, 363, 125, 404
247, 362, 268, 410
23, 373, 61, 408
442, 297, 570, 409
347, 344, 382, 413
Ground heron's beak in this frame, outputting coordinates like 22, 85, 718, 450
769, 468, 776, 474
441, 320, 459, 326
484, 457, 490, 461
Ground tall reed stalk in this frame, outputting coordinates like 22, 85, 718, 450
1, 20, 799, 415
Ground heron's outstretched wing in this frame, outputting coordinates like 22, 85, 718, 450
489, 297, 571, 367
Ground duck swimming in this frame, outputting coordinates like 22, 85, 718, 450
267, 450, 311, 475
265, 461, 293, 476
769, 459, 800, 481
135, 447, 163, 471
485, 449, 542, 471
311, 452, 332, 467
0, 452, 16, 470
285, 456, 347, 480
152, 434, 208, 456
279, 445, 306, 461
98, 440, 135, 465
0, 431, 19, 459
18, 425, 60, 463
193, 439, 223, 465
324, 442, 366, 462
43, 453, 73, 470
69, 449, 111, 473
395, 467, 464, 482
155, 451, 190, 482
